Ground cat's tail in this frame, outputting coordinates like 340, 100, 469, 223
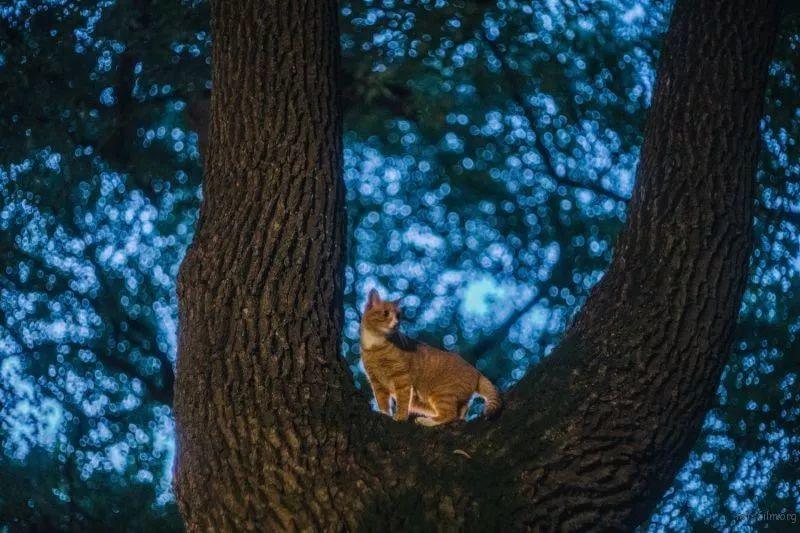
477, 375, 502, 419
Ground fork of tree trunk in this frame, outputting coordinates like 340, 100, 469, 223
173, 0, 779, 529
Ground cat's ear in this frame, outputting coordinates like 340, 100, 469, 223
366, 288, 381, 311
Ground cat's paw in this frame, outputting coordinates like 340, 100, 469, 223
415, 417, 437, 427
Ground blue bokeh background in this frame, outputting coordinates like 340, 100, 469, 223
1, 1, 798, 530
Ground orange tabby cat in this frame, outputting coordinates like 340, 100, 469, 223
360, 289, 502, 426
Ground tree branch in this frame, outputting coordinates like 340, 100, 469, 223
462, 290, 546, 364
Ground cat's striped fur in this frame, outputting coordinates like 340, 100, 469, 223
360, 289, 502, 426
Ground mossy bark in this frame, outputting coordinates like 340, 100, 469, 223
174, 0, 778, 530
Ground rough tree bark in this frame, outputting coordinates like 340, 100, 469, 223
174, 0, 778, 530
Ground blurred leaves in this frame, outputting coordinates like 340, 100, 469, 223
0, 0, 799, 530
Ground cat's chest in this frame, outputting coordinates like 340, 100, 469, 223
360, 329, 385, 350
362, 349, 407, 378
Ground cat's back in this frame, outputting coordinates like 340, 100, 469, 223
413, 343, 479, 379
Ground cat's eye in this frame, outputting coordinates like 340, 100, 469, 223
383, 310, 390, 318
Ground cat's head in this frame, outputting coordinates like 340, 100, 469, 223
362, 288, 401, 335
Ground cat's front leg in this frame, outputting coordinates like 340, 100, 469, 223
393, 384, 412, 422
372, 385, 391, 415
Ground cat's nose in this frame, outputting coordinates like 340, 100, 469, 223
389, 318, 398, 328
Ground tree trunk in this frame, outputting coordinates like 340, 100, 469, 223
174, 0, 778, 530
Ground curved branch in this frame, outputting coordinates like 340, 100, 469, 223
462, 291, 545, 364
475, 1, 778, 527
